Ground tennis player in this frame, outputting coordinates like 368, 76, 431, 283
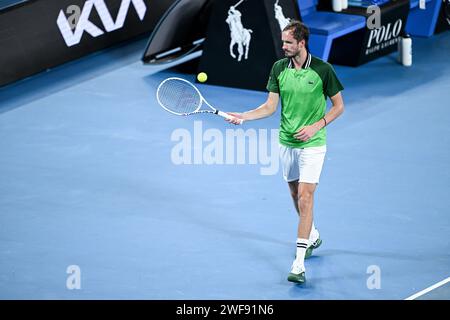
226, 21, 344, 284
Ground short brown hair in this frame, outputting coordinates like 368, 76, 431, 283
283, 20, 309, 45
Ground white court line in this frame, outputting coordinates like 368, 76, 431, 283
404, 277, 450, 300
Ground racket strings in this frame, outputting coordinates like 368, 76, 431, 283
157, 79, 201, 115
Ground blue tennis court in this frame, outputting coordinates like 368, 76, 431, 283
0, 29, 449, 299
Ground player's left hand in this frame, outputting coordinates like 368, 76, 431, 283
294, 124, 319, 141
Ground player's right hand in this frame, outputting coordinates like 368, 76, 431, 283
226, 112, 244, 125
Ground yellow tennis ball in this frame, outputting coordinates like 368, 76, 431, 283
197, 72, 208, 83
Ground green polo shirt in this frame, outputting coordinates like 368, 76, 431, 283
266, 53, 344, 148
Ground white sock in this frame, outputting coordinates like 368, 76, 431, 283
309, 228, 319, 242
295, 238, 309, 267
309, 222, 319, 242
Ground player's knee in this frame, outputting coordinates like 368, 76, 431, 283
298, 191, 313, 207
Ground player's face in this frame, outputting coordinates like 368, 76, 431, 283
282, 31, 304, 58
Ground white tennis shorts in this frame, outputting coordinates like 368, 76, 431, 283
279, 145, 327, 184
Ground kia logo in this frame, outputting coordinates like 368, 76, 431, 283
57, 0, 147, 47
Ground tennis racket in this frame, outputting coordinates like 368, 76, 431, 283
156, 77, 243, 124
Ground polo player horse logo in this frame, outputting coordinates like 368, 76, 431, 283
226, 1, 252, 62
274, 0, 291, 31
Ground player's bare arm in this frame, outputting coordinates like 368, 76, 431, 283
226, 92, 279, 125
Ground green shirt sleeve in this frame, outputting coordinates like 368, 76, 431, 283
266, 62, 280, 93
323, 63, 344, 98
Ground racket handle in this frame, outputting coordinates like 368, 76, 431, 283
217, 110, 244, 124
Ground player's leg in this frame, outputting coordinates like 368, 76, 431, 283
288, 182, 315, 283
288, 180, 300, 215
289, 180, 319, 259
297, 182, 316, 247
299, 145, 326, 255
288, 146, 326, 283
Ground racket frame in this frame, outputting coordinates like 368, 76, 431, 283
156, 77, 239, 122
